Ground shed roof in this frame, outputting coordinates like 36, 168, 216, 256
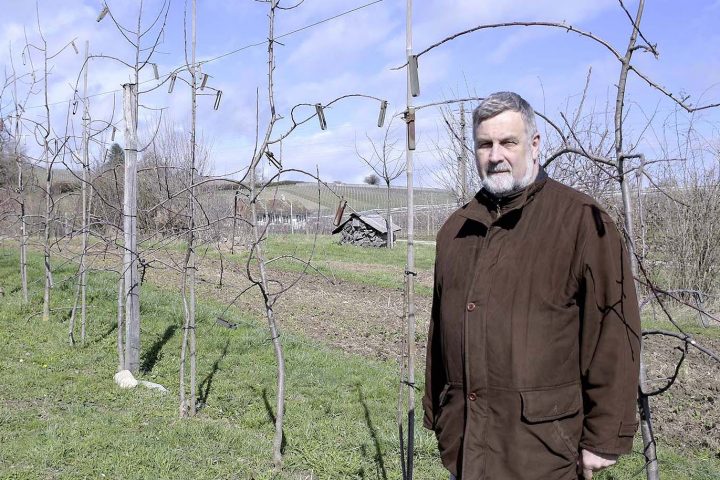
331, 213, 402, 234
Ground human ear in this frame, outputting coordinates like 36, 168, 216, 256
531, 133, 540, 161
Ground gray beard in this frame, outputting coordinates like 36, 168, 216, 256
481, 156, 536, 196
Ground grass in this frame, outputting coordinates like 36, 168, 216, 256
260, 235, 436, 271
0, 249, 443, 479
641, 305, 720, 340
1, 246, 718, 479
596, 439, 720, 480
195, 234, 436, 296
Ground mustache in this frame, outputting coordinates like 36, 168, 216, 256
487, 163, 512, 173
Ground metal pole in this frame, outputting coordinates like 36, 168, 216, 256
13, 62, 28, 303
80, 40, 90, 342
405, 0, 416, 477
189, 0, 198, 415
459, 102, 467, 203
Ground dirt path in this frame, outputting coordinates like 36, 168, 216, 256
145, 251, 432, 363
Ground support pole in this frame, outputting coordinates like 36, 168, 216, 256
80, 40, 90, 342
122, 83, 140, 373
459, 102, 467, 203
404, 0, 416, 478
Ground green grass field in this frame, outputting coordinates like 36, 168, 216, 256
0, 249, 443, 479
0, 245, 718, 479
193, 234, 437, 295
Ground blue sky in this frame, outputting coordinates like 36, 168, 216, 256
1, 0, 719, 186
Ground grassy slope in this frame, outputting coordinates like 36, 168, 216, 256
1, 244, 718, 479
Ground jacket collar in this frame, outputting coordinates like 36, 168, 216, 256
458, 167, 548, 226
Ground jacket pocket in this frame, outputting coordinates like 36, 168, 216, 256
438, 383, 452, 408
619, 420, 639, 437
520, 383, 583, 461
433, 383, 464, 473
521, 383, 582, 422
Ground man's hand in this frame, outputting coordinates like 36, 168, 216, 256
578, 449, 618, 479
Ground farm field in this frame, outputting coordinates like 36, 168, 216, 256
27, 168, 457, 219
0, 236, 719, 479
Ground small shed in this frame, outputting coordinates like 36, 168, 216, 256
332, 213, 401, 247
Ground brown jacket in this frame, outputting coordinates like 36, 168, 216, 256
423, 171, 641, 479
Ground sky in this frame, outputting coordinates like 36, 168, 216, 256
1, 0, 719, 187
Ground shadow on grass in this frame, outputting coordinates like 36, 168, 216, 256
261, 387, 287, 454
357, 384, 388, 480
89, 321, 117, 345
199, 339, 230, 407
140, 324, 177, 374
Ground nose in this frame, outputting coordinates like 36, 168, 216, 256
488, 142, 502, 163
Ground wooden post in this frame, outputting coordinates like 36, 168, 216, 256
122, 82, 140, 373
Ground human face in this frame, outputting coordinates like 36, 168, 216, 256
474, 110, 540, 196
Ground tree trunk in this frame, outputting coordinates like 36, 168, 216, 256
386, 182, 393, 248
42, 144, 52, 322
70, 41, 91, 344
250, 161, 286, 468
612, 2, 658, 478
13, 75, 28, 304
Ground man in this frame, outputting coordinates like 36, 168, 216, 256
423, 92, 641, 479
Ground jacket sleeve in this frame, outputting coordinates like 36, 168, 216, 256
423, 246, 446, 430
576, 204, 642, 455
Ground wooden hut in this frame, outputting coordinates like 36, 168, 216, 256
332, 213, 401, 247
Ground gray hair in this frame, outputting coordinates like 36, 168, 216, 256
472, 91, 537, 138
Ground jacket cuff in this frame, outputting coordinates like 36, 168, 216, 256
580, 420, 638, 455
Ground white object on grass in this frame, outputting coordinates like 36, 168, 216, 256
114, 369, 168, 392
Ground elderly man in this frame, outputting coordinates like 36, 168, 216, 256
423, 91, 641, 479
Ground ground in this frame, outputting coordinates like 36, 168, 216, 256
0, 234, 719, 479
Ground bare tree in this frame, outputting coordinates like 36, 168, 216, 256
355, 115, 404, 247
432, 101, 481, 205
2, 46, 38, 304
21, 8, 79, 322
223, 0, 387, 467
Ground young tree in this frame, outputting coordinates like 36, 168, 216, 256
22, 8, 80, 322
356, 115, 404, 247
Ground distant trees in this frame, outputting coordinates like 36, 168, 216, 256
363, 173, 380, 186
90, 143, 124, 231
433, 102, 479, 205
0, 142, 19, 187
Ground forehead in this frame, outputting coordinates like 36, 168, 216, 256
475, 110, 526, 138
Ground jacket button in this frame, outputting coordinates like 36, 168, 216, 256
466, 302, 476, 312
467, 392, 477, 401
